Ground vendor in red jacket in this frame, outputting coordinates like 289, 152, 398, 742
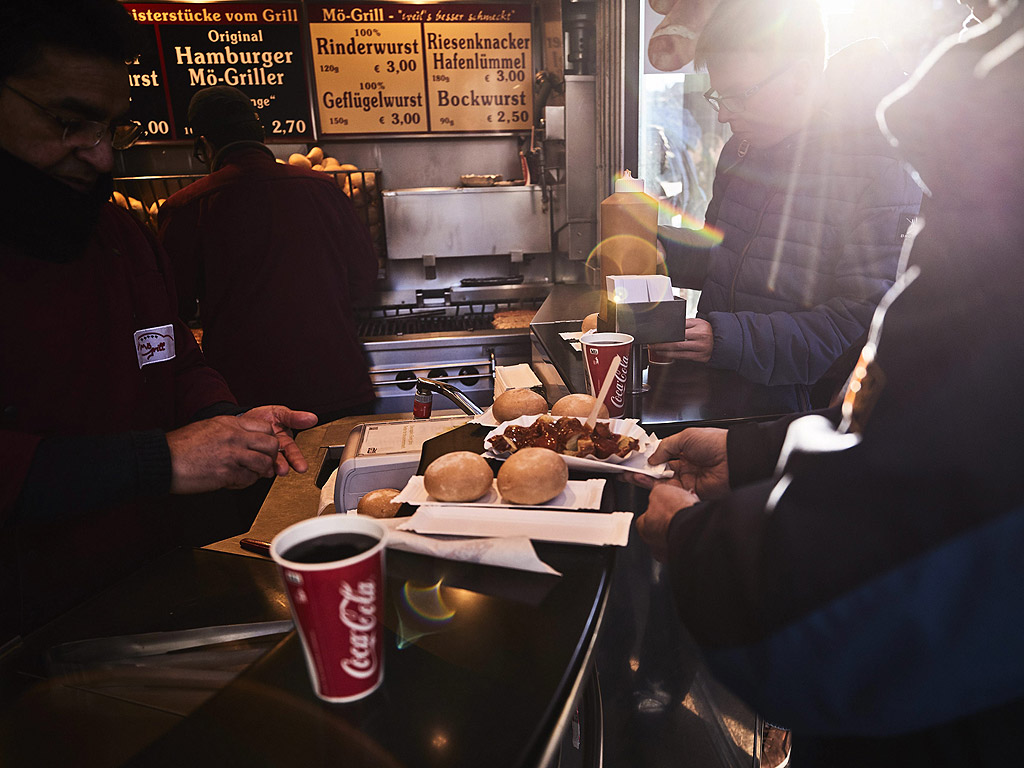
158, 86, 378, 424
0, 0, 316, 642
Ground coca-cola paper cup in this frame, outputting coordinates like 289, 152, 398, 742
647, 344, 672, 365
580, 331, 633, 418
271, 515, 387, 702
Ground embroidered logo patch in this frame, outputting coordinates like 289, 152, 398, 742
134, 324, 176, 368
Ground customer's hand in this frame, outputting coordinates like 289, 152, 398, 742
167, 408, 317, 493
630, 427, 729, 499
241, 405, 318, 475
647, 318, 714, 363
167, 415, 284, 493
636, 479, 700, 562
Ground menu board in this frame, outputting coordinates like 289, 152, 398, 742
123, 3, 313, 141
308, 3, 534, 135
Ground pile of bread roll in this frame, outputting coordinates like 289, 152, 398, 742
355, 445, 569, 511
283, 146, 383, 256
111, 190, 162, 232
491, 388, 608, 423
422, 448, 569, 506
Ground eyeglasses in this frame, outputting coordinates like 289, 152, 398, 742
703, 65, 791, 114
2, 82, 144, 150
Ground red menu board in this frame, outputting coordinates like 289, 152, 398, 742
123, 2, 313, 141
307, 3, 534, 135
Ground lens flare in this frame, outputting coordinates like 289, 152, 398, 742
655, 197, 724, 246
395, 579, 456, 649
402, 579, 456, 621
586, 234, 668, 271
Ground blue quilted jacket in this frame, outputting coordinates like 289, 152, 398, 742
697, 40, 923, 396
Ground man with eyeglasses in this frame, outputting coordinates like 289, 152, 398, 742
0, 0, 316, 643
634, 1, 1024, 765
652, 0, 923, 413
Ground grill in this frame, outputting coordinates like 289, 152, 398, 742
357, 296, 544, 414
357, 312, 498, 337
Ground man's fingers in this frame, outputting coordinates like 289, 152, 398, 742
276, 437, 309, 474
235, 415, 277, 436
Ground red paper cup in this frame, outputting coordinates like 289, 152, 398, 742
271, 515, 387, 702
647, 344, 672, 365
581, 331, 633, 418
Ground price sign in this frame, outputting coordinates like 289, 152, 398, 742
424, 10, 533, 133
308, 5, 427, 134
124, 3, 313, 141
309, 3, 533, 135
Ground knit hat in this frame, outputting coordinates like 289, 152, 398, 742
187, 86, 261, 137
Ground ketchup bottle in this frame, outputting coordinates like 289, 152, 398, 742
413, 387, 433, 419
599, 170, 658, 286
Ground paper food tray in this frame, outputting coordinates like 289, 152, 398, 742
482, 416, 673, 479
393, 475, 606, 511
397, 506, 633, 546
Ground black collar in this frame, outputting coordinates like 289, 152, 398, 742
0, 148, 113, 263
210, 141, 276, 171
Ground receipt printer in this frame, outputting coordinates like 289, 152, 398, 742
332, 416, 471, 513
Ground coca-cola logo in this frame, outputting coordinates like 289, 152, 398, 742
339, 579, 378, 680
610, 352, 629, 408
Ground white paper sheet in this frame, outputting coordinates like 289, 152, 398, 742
397, 506, 633, 546
559, 330, 584, 352
392, 476, 606, 511
370, 518, 561, 574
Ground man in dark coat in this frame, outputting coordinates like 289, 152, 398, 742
633, 1, 1024, 764
158, 86, 378, 424
654, 0, 922, 411
0, 0, 315, 644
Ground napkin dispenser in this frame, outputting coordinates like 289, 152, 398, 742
597, 275, 687, 343
333, 416, 471, 513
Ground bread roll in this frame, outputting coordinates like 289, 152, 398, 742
552, 393, 609, 419
423, 451, 493, 502
492, 388, 547, 423
357, 488, 402, 518
497, 447, 568, 505
288, 153, 312, 169
306, 146, 324, 165
581, 313, 599, 332
128, 196, 148, 224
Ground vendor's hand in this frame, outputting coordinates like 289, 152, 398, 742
648, 318, 714, 363
636, 479, 701, 561
167, 415, 284, 494
629, 427, 729, 499
241, 405, 318, 476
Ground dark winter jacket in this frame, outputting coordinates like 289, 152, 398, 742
665, 40, 922, 407
158, 145, 377, 419
663, 8, 1024, 765
0, 149, 237, 637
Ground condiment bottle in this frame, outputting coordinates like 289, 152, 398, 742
598, 171, 659, 326
413, 386, 433, 419
599, 170, 658, 286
